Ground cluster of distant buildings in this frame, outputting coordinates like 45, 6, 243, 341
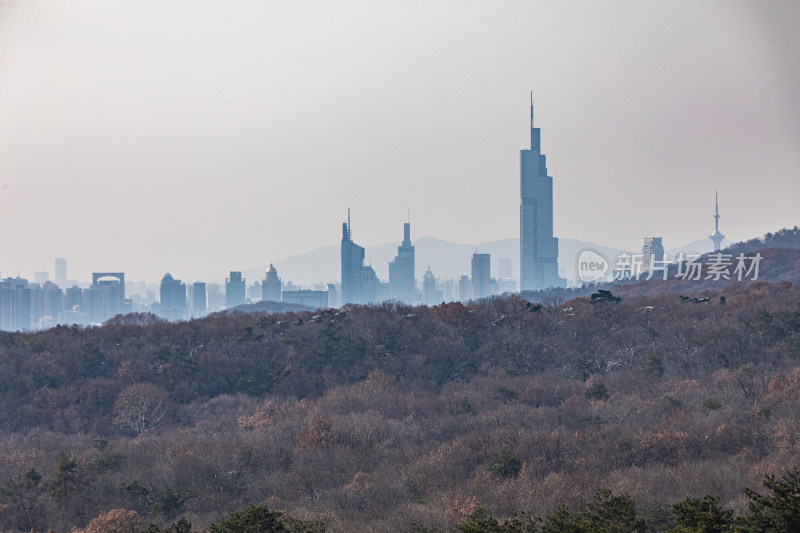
0, 234, 516, 331
0, 95, 727, 332
339, 213, 514, 308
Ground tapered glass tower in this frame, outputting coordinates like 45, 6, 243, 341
389, 222, 415, 304
520, 93, 565, 291
341, 209, 365, 305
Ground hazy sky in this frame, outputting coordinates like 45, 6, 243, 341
1, 0, 798, 284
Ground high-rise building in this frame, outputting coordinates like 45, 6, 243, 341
89, 273, 126, 323
262, 264, 282, 302
389, 222, 416, 304
341, 210, 365, 305
362, 265, 380, 304
327, 283, 339, 308
207, 283, 225, 313
30, 281, 63, 329
471, 253, 491, 300
225, 272, 246, 309
456, 275, 472, 303
422, 266, 437, 306
64, 286, 82, 310
54, 258, 67, 287
247, 282, 262, 301
192, 282, 207, 317
520, 93, 565, 291
40, 281, 63, 325
709, 190, 725, 252
642, 237, 665, 271
0, 277, 31, 331
159, 273, 187, 321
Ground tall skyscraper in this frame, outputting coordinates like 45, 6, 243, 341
90, 273, 126, 323
225, 272, 246, 309
457, 275, 472, 303
54, 258, 67, 287
422, 266, 437, 306
207, 283, 225, 313
471, 253, 491, 300
520, 92, 565, 291
262, 264, 282, 302
389, 222, 416, 304
362, 265, 380, 304
709, 190, 725, 252
192, 282, 207, 317
159, 273, 187, 321
341, 210, 365, 305
0, 277, 31, 331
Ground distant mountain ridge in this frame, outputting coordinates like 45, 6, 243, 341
243, 235, 734, 286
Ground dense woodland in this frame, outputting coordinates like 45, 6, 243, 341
0, 230, 799, 532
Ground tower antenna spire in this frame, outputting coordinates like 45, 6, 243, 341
709, 189, 725, 252
530, 90, 534, 128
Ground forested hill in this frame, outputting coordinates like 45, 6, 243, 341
725, 226, 800, 254
0, 238, 799, 530
1, 281, 798, 434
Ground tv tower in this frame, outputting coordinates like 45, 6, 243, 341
709, 190, 725, 252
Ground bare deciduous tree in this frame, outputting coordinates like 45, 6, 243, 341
113, 383, 169, 435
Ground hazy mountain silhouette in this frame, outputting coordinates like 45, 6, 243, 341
244, 237, 632, 285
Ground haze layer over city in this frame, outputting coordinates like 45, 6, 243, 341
1, 0, 799, 288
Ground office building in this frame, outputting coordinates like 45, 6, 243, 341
89, 273, 127, 323
207, 283, 225, 313
159, 273, 187, 321
520, 93, 565, 291
192, 282, 207, 317
456, 275, 472, 303
422, 266, 437, 306
55, 258, 67, 287
362, 265, 380, 305
341, 210, 365, 305
471, 253, 491, 300
389, 222, 416, 304
262, 264, 282, 302
0, 277, 31, 331
327, 283, 339, 308
225, 271, 246, 309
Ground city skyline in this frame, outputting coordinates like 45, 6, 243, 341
1, 2, 798, 283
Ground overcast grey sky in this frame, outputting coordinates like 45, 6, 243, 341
0, 0, 798, 284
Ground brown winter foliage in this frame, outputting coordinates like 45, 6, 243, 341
0, 243, 799, 531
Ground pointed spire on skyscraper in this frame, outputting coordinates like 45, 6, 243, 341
342, 208, 353, 242
530, 90, 534, 127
